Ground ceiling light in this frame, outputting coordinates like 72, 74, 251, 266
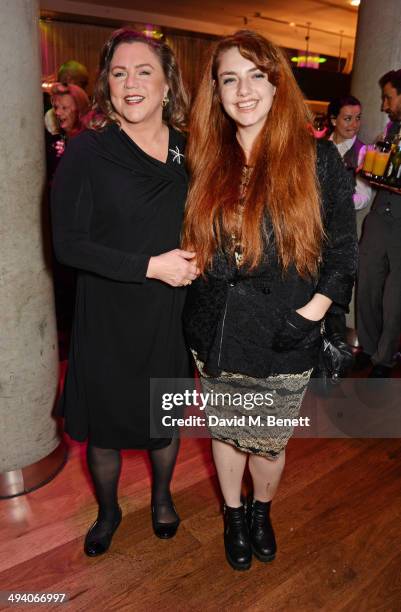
350, 0, 360, 6
289, 22, 296, 27
142, 28, 163, 39
291, 56, 327, 63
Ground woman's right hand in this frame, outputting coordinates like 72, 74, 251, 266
146, 249, 199, 287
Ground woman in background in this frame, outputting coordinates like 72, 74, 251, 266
327, 96, 373, 346
46, 83, 90, 355
46, 83, 90, 178
183, 30, 357, 571
328, 95, 372, 211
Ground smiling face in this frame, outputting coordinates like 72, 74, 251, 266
53, 94, 78, 134
108, 41, 169, 131
216, 46, 276, 136
381, 82, 401, 122
332, 104, 361, 142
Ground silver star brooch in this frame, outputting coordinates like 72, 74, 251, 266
169, 145, 185, 164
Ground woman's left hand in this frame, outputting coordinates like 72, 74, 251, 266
272, 309, 321, 352
295, 293, 332, 322
272, 293, 332, 352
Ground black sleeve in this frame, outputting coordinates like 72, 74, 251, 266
51, 134, 150, 283
315, 141, 358, 311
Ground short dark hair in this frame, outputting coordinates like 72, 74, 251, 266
327, 95, 361, 119
57, 60, 89, 90
89, 28, 188, 131
379, 69, 401, 94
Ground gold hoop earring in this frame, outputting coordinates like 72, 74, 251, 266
162, 95, 169, 108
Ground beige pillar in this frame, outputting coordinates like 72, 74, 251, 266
352, 0, 401, 143
0, 0, 65, 497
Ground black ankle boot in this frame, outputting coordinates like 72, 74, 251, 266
223, 505, 252, 571
84, 506, 122, 557
247, 498, 276, 562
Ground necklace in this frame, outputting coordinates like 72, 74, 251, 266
231, 165, 252, 267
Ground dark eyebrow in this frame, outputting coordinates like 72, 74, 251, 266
110, 63, 154, 70
219, 67, 260, 77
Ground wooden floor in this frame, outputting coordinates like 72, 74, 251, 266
1, 432, 401, 611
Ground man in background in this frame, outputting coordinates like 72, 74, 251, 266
57, 59, 89, 90
356, 69, 401, 377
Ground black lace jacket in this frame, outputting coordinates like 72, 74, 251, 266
183, 139, 358, 377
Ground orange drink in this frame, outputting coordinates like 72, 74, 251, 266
372, 151, 391, 177
362, 146, 376, 173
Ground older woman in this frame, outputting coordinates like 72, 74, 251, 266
51, 28, 196, 556
46, 83, 90, 176
51, 83, 89, 136
46, 84, 90, 352
182, 30, 357, 570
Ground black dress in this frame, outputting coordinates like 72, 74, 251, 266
51, 123, 189, 449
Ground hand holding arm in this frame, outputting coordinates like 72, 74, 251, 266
147, 249, 199, 287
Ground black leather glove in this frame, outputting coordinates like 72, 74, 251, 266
320, 332, 354, 379
272, 309, 321, 352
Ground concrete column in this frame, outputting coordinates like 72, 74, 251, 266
0, 0, 65, 497
351, 0, 401, 143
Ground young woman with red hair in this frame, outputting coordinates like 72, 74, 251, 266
182, 31, 357, 571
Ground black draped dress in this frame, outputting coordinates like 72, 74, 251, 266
51, 123, 189, 449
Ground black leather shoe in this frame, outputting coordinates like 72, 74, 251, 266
151, 502, 180, 539
223, 505, 252, 571
247, 498, 276, 563
84, 506, 122, 557
369, 364, 392, 378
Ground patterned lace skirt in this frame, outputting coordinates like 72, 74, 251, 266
193, 352, 312, 459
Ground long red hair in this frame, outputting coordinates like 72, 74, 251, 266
182, 30, 323, 277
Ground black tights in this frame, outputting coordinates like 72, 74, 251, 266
86, 445, 121, 538
86, 438, 180, 535
149, 437, 180, 523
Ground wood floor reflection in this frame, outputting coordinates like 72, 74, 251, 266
1, 434, 401, 611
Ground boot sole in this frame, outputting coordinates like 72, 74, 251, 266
225, 551, 252, 571
251, 545, 276, 563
